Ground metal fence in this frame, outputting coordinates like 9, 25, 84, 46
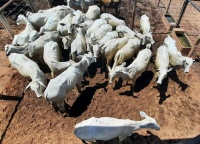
0, 0, 50, 37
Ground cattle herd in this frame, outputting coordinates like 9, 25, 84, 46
3, 2, 195, 143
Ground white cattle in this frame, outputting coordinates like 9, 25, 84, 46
62, 35, 75, 50
8, 53, 47, 97
153, 45, 172, 86
140, 14, 151, 34
57, 13, 73, 36
86, 18, 107, 37
79, 20, 94, 35
92, 31, 119, 59
85, 5, 101, 20
40, 14, 63, 33
38, 5, 75, 15
116, 25, 136, 38
28, 31, 62, 63
70, 27, 86, 61
111, 38, 141, 70
164, 35, 194, 73
90, 23, 113, 44
97, 31, 119, 47
44, 53, 96, 114
100, 13, 125, 27
101, 36, 129, 71
12, 14, 39, 46
71, 10, 85, 26
27, 11, 66, 31
109, 48, 152, 90
43, 41, 61, 76
5, 43, 29, 56
74, 111, 160, 143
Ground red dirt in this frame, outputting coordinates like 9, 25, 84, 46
0, 0, 200, 144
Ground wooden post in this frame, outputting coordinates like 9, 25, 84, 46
0, 13, 14, 38
157, 0, 161, 6
131, 0, 137, 30
188, 34, 200, 57
47, 0, 52, 8
26, 0, 37, 12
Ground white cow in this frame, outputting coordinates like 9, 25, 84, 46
12, 14, 39, 46
85, 5, 100, 20
5, 43, 29, 56
109, 48, 152, 90
140, 14, 151, 34
44, 53, 96, 114
71, 10, 85, 26
26, 11, 66, 31
90, 23, 113, 44
70, 27, 86, 61
116, 25, 136, 38
43, 41, 61, 75
100, 13, 125, 27
164, 35, 194, 73
38, 5, 75, 15
8, 53, 47, 97
74, 111, 160, 143
153, 45, 172, 87
57, 13, 73, 36
111, 38, 141, 70
101, 36, 129, 71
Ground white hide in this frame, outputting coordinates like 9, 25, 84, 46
8, 53, 47, 97
38, 5, 75, 15
44, 54, 96, 113
74, 111, 160, 142
57, 13, 73, 36
70, 27, 86, 61
79, 20, 94, 35
100, 13, 125, 27
116, 25, 136, 38
140, 14, 151, 34
101, 37, 129, 71
111, 38, 141, 70
164, 35, 194, 73
5, 43, 29, 56
90, 23, 113, 43
109, 48, 152, 89
86, 18, 107, 37
12, 14, 39, 46
27, 11, 66, 31
43, 41, 60, 76
85, 5, 100, 20
154, 45, 171, 85
71, 10, 85, 26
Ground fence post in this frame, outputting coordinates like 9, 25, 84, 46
0, 13, 14, 38
188, 34, 200, 57
176, 0, 188, 28
165, 0, 172, 14
131, 0, 137, 30
26, 0, 37, 12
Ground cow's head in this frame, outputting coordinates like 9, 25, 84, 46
182, 57, 195, 73
25, 80, 46, 98
109, 62, 127, 83
156, 68, 172, 85
28, 30, 39, 42
139, 111, 160, 131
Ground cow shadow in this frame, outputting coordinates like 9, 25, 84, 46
69, 81, 108, 117
168, 70, 188, 91
155, 77, 171, 105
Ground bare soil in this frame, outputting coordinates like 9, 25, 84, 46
0, 0, 200, 144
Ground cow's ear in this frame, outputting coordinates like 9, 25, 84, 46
140, 111, 149, 118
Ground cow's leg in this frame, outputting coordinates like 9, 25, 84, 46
76, 80, 82, 94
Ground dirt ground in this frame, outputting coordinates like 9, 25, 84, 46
0, 0, 200, 144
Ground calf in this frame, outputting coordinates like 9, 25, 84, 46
74, 111, 160, 143
153, 45, 172, 87
8, 53, 47, 97
109, 48, 152, 90
44, 53, 96, 114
